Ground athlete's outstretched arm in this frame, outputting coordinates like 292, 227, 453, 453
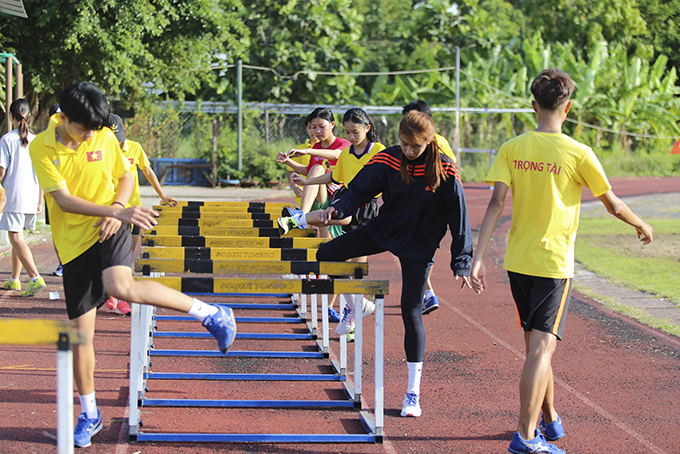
470, 182, 508, 293
598, 190, 653, 245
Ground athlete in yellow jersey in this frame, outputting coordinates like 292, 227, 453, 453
30, 82, 237, 448
471, 69, 653, 454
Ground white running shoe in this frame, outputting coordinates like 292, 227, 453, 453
401, 392, 422, 417
336, 298, 375, 335
336, 306, 356, 335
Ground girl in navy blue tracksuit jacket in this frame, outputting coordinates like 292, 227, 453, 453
317, 110, 473, 418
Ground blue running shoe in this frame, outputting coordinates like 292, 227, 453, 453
328, 307, 340, 323
539, 415, 565, 441
422, 294, 439, 314
73, 409, 102, 448
508, 430, 565, 454
203, 306, 237, 354
281, 206, 303, 218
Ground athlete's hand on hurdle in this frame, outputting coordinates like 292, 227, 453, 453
113, 206, 159, 231
470, 260, 486, 294
94, 216, 122, 242
319, 206, 337, 224
456, 275, 472, 290
162, 196, 179, 208
636, 221, 653, 245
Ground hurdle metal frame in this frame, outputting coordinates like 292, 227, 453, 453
128, 277, 387, 443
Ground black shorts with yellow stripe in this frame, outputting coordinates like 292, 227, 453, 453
507, 271, 572, 340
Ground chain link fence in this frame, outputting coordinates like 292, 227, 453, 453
123, 102, 532, 184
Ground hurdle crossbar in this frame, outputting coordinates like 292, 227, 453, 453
141, 235, 328, 249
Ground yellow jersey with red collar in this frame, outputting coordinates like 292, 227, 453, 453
29, 117, 130, 264
119, 140, 151, 207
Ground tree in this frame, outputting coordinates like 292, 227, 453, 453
214, 0, 365, 104
0, 0, 248, 117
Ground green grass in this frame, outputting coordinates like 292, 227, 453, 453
573, 285, 680, 338
575, 217, 680, 304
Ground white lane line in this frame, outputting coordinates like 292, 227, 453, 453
442, 297, 669, 454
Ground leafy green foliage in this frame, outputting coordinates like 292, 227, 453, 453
0, 0, 248, 114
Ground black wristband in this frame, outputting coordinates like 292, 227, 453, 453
112, 201, 125, 208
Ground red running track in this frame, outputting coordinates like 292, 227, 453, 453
0, 177, 679, 453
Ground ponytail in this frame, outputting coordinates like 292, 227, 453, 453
9, 99, 31, 146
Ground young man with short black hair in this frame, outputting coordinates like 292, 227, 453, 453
30, 82, 237, 448
471, 69, 652, 454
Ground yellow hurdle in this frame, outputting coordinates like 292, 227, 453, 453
134, 276, 388, 296
135, 259, 368, 277
0, 318, 85, 454
141, 235, 328, 249
141, 246, 318, 261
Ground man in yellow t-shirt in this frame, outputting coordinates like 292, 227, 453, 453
470, 69, 653, 454
29, 82, 237, 449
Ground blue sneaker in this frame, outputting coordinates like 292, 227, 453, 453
328, 307, 340, 323
508, 430, 564, 454
73, 409, 102, 448
53, 264, 63, 277
422, 294, 439, 314
539, 415, 565, 441
203, 306, 237, 354
281, 206, 303, 218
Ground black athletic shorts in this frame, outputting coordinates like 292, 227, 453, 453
507, 271, 572, 340
62, 224, 134, 320
131, 224, 141, 235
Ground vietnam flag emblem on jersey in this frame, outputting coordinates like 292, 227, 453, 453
87, 150, 103, 162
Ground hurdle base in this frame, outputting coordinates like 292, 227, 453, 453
359, 411, 383, 444
134, 432, 380, 443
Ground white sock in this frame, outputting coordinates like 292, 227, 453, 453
424, 289, 434, 300
187, 298, 218, 322
292, 212, 307, 228
10, 278, 19, 283
407, 362, 423, 395
79, 392, 97, 419
30, 276, 40, 282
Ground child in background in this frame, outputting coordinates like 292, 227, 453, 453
278, 120, 316, 209
46, 103, 65, 277
316, 111, 473, 418
279, 108, 385, 328
103, 114, 179, 315
30, 82, 237, 448
276, 107, 350, 238
0, 99, 46, 296
471, 69, 653, 454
